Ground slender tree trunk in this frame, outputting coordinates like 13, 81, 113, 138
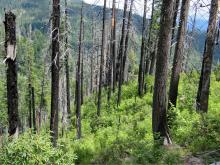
168, 0, 190, 108
81, 22, 85, 105
90, 16, 95, 94
196, 0, 218, 112
145, 0, 155, 76
39, 60, 46, 129
116, 0, 128, 82
107, 39, 112, 106
171, 0, 180, 41
50, 0, 60, 146
152, 0, 174, 144
28, 83, 32, 129
184, 3, 198, 71
95, 43, 99, 96
32, 87, 36, 133
117, 0, 128, 106
4, 11, 19, 138
111, 0, 117, 92
75, 2, 84, 139
123, 0, 134, 82
97, 0, 107, 116
149, 42, 157, 75
64, 0, 71, 120
170, 0, 180, 56
138, 0, 147, 97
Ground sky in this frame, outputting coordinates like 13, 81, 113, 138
83, 0, 210, 19
83, 0, 210, 30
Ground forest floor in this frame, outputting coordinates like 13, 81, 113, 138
0, 74, 220, 164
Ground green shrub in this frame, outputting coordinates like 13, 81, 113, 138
0, 131, 77, 165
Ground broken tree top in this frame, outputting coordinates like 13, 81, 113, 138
4, 11, 16, 61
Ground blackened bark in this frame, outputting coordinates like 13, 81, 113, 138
117, 0, 128, 106
75, 2, 83, 139
169, 0, 190, 108
107, 41, 112, 106
50, 0, 60, 146
90, 16, 95, 94
4, 11, 19, 137
152, 0, 174, 144
138, 0, 147, 97
123, 0, 134, 82
97, 0, 107, 116
28, 83, 32, 129
196, 0, 218, 112
64, 0, 71, 119
81, 22, 85, 105
39, 62, 46, 129
111, 0, 117, 92
171, 0, 180, 42
149, 43, 157, 75
145, 0, 155, 76
32, 87, 36, 133
116, 0, 128, 82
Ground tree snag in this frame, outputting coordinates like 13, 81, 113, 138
196, 0, 218, 112
169, 0, 190, 108
50, 0, 60, 146
4, 11, 19, 138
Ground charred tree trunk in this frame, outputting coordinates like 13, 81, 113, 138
138, 0, 147, 97
123, 0, 134, 82
39, 61, 46, 129
28, 83, 32, 129
168, 0, 190, 108
149, 43, 157, 75
145, 0, 155, 77
4, 11, 19, 138
152, 0, 174, 144
196, 0, 218, 112
32, 87, 36, 133
107, 40, 112, 106
64, 0, 71, 120
117, 0, 128, 106
97, 0, 107, 116
111, 0, 117, 92
171, 0, 180, 42
75, 2, 83, 139
116, 0, 128, 82
81, 22, 85, 105
50, 0, 60, 146
90, 16, 95, 94
170, 0, 180, 56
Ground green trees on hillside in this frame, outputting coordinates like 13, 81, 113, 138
0, 0, 220, 164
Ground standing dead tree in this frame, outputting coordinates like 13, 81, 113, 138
138, 0, 148, 97
145, 0, 155, 77
32, 87, 36, 133
123, 0, 134, 83
196, 0, 218, 112
97, 0, 107, 116
168, 0, 190, 108
50, 0, 60, 146
117, 0, 128, 106
111, 0, 117, 92
4, 11, 19, 138
64, 0, 71, 120
75, 2, 84, 139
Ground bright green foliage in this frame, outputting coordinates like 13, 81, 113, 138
0, 131, 77, 164
1, 73, 220, 164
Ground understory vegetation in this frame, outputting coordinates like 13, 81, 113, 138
1, 74, 219, 164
